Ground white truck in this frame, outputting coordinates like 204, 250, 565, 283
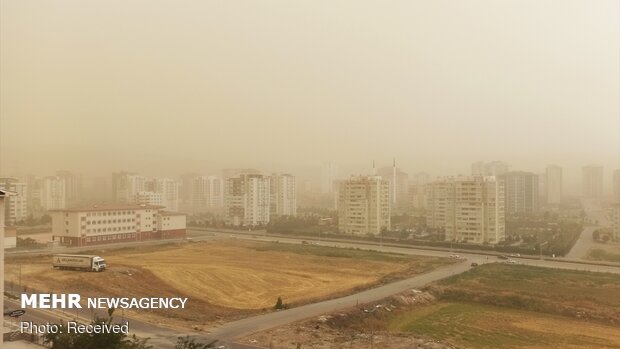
52, 254, 107, 272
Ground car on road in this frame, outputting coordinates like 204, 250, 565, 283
471, 262, 479, 267
498, 255, 509, 260
301, 240, 309, 245
449, 254, 460, 259
505, 259, 518, 264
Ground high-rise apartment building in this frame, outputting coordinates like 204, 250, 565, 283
154, 178, 180, 211
112, 172, 146, 203
408, 184, 428, 212
192, 176, 224, 212
427, 176, 505, 244
337, 175, 391, 236
501, 171, 539, 215
225, 174, 270, 226
377, 162, 409, 209
40, 176, 66, 210
545, 165, 563, 205
321, 162, 338, 194
56, 170, 82, 207
412, 172, 431, 187
0, 178, 28, 224
269, 173, 297, 216
582, 165, 604, 198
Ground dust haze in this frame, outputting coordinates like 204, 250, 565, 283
1, 0, 619, 194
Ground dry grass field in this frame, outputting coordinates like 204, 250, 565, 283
4, 240, 449, 329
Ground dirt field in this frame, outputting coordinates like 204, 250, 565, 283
4, 240, 449, 329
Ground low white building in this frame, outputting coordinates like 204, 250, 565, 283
51, 203, 186, 246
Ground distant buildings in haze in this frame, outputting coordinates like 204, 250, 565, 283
545, 165, 563, 205
471, 161, 509, 177
582, 165, 604, 198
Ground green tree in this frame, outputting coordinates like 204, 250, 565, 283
275, 296, 284, 310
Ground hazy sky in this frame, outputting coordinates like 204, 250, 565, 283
1, 0, 619, 191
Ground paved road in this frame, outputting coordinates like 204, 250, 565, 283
565, 198, 611, 260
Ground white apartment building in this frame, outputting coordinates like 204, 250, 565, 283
0, 178, 28, 224
270, 173, 297, 216
192, 176, 224, 212
154, 178, 180, 211
40, 176, 66, 210
51, 204, 186, 246
135, 191, 163, 206
582, 165, 604, 198
337, 175, 391, 236
545, 165, 563, 205
225, 174, 270, 226
427, 176, 505, 244
112, 172, 146, 203
426, 179, 451, 229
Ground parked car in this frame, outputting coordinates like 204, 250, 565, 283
470, 262, 479, 267
498, 255, 509, 260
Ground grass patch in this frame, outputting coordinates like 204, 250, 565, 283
588, 249, 620, 263
389, 302, 620, 349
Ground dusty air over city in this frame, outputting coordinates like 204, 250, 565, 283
0, 1, 619, 349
